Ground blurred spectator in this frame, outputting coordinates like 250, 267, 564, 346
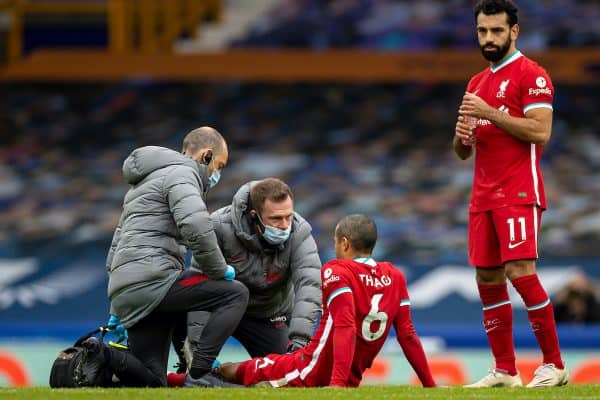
232, 0, 600, 50
554, 271, 600, 324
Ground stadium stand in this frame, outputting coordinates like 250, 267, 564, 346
0, 83, 598, 262
231, 0, 600, 50
0, 0, 223, 64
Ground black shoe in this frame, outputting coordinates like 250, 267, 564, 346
174, 362, 188, 374
184, 372, 245, 388
77, 337, 107, 386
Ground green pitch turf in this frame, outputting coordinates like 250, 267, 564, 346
1, 385, 599, 400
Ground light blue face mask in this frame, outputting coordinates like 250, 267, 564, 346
257, 214, 292, 245
208, 169, 221, 188
207, 158, 221, 189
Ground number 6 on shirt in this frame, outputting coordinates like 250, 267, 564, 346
361, 294, 389, 341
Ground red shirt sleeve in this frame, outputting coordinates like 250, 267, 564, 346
321, 261, 356, 387
328, 290, 356, 387
466, 75, 477, 93
392, 271, 435, 387
520, 64, 553, 114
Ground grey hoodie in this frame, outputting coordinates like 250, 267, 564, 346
202, 181, 322, 340
107, 146, 227, 328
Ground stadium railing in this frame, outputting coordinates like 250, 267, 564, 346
1, 0, 222, 64
1, 48, 598, 83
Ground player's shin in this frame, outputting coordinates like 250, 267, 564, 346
478, 283, 517, 375
512, 274, 564, 369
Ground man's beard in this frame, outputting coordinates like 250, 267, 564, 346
480, 38, 512, 62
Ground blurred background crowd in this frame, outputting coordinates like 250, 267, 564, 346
233, 0, 600, 50
1, 82, 598, 264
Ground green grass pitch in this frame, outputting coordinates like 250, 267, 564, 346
1, 385, 599, 400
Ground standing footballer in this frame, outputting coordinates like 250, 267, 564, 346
453, 0, 568, 388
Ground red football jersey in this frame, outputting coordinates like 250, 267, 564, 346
235, 257, 434, 387
298, 258, 410, 387
466, 50, 553, 212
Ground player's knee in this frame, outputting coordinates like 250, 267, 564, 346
228, 280, 249, 304
475, 267, 505, 284
506, 259, 536, 280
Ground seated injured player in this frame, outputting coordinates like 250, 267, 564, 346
214, 214, 436, 388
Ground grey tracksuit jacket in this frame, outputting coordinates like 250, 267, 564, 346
106, 146, 227, 328
194, 181, 322, 341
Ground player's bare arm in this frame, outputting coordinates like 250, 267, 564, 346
453, 115, 475, 160
460, 92, 552, 145
215, 362, 241, 383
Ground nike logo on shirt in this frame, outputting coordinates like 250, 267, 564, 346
508, 240, 526, 249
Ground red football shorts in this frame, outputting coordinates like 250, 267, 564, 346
236, 352, 313, 387
469, 204, 542, 267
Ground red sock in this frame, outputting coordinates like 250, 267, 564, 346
478, 283, 517, 375
512, 274, 564, 369
166, 372, 186, 387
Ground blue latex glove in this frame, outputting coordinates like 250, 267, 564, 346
107, 314, 128, 344
224, 265, 235, 281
